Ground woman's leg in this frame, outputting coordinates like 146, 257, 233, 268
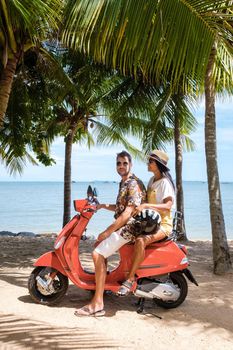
118, 229, 167, 295
128, 229, 166, 280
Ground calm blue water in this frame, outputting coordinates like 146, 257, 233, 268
0, 181, 232, 239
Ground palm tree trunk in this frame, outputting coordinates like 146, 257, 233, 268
63, 127, 75, 227
174, 114, 187, 241
0, 55, 19, 123
204, 43, 231, 274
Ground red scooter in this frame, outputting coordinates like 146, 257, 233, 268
28, 186, 198, 311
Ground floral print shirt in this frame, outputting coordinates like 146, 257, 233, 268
114, 174, 146, 241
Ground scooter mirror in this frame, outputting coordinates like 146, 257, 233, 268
93, 187, 98, 197
87, 185, 93, 198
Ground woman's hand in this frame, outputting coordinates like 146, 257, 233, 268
133, 203, 146, 216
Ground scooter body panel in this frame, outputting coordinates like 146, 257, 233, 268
136, 240, 188, 278
34, 251, 67, 276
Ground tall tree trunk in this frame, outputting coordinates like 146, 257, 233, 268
0, 55, 19, 123
204, 43, 231, 274
174, 114, 187, 241
63, 127, 75, 227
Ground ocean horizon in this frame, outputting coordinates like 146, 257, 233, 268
0, 181, 232, 240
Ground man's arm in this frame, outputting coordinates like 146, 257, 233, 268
97, 203, 116, 212
97, 206, 134, 242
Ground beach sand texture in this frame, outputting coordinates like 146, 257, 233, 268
0, 236, 233, 350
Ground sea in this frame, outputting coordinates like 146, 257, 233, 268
0, 181, 232, 240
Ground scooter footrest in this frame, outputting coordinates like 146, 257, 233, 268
83, 269, 95, 275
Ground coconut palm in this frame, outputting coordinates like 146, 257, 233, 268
204, 43, 232, 273
63, 0, 233, 273
0, 44, 74, 175
40, 51, 147, 226
0, 0, 62, 123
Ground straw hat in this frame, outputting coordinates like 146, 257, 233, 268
148, 150, 170, 170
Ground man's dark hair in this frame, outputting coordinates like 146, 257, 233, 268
117, 150, 132, 163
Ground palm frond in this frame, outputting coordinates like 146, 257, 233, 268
1, 147, 37, 175
63, 0, 232, 88
93, 120, 144, 160
180, 135, 196, 152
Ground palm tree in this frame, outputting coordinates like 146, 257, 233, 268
204, 43, 232, 273
173, 96, 196, 240
0, 50, 58, 174
0, 0, 62, 123
63, 0, 233, 273
46, 53, 157, 226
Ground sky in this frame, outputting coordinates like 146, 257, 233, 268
0, 99, 233, 182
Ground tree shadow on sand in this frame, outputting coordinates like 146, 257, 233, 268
0, 313, 122, 349
18, 284, 138, 317
1, 238, 233, 337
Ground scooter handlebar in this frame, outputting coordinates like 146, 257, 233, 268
83, 205, 97, 213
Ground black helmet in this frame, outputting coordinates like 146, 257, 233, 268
134, 209, 161, 233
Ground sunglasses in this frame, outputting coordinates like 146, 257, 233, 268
148, 158, 155, 164
116, 161, 129, 166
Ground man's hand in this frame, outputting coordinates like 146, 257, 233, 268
96, 204, 105, 210
96, 203, 116, 211
97, 231, 109, 242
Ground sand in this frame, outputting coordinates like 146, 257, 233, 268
0, 236, 233, 350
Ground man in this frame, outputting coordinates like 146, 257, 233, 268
74, 150, 146, 316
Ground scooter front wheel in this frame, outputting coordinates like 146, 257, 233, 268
28, 266, 69, 305
154, 271, 188, 309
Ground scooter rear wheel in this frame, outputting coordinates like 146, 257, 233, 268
28, 266, 69, 305
154, 271, 188, 309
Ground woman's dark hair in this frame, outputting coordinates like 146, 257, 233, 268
117, 150, 132, 163
155, 160, 176, 191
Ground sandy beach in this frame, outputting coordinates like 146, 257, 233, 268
0, 236, 233, 349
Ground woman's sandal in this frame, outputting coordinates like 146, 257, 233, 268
117, 280, 136, 297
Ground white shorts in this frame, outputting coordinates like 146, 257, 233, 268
94, 231, 130, 258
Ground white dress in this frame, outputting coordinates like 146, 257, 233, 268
147, 177, 175, 235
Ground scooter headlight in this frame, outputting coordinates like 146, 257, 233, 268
54, 236, 66, 250
180, 257, 189, 265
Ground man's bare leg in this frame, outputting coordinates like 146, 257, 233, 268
88, 251, 106, 310
75, 251, 106, 314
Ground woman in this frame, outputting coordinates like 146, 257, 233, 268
118, 149, 175, 296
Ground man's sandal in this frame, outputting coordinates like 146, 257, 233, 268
74, 306, 105, 317
117, 280, 136, 297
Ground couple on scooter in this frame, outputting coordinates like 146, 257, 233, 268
75, 149, 175, 317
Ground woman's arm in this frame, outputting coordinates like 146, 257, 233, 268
133, 197, 173, 215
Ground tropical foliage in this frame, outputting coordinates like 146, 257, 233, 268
0, 0, 62, 122
0, 49, 58, 175
63, 1, 232, 90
